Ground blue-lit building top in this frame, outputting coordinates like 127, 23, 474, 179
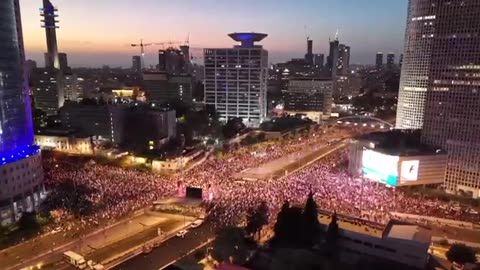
0, 0, 35, 161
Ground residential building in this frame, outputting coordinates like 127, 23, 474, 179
31, 68, 64, 115
284, 78, 333, 122
337, 44, 350, 75
122, 106, 176, 151
0, 0, 45, 226
132, 56, 141, 73
387, 53, 395, 69
204, 33, 269, 127
376, 52, 383, 69
314, 54, 324, 68
63, 72, 81, 101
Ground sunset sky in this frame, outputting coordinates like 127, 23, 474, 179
20, 0, 408, 68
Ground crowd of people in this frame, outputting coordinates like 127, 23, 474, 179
42, 126, 480, 232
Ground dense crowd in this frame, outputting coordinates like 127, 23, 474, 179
43, 126, 480, 232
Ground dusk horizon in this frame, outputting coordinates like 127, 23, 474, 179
21, 0, 408, 67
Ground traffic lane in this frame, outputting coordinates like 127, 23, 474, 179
115, 222, 215, 270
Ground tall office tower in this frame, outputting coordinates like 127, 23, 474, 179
314, 54, 324, 68
327, 39, 339, 78
0, 0, 45, 226
395, 1, 436, 129
411, 0, 480, 197
399, 54, 404, 68
204, 33, 268, 127
305, 39, 314, 65
132, 56, 141, 72
376, 52, 383, 69
41, 0, 59, 69
337, 44, 350, 75
386, 53, 395, 69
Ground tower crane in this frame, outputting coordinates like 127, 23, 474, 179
131, 39, 183, 70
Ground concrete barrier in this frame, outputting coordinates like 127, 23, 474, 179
390, 212, 476, 229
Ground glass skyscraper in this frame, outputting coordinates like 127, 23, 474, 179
0, 0, 45, 226
396, 0, 480, 197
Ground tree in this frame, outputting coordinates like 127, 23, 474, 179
18, 212, 40, 231
446, 244, 477, 266
271, 202, 305, 248
302, 191, 320, 248
212, 226, 250, 265
245, 201, 269, 239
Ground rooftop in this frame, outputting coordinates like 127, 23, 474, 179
355, 130, 446, 156
384, 220, 432, 245
228, 32, 267, 48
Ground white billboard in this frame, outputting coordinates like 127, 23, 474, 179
362, 149, 399, 186
400, 160, 420, 181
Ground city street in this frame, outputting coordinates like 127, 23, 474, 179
115, 221, 215, 270
2, 212, 187, 270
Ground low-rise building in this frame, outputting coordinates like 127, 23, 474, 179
319, 212, 431, 269
34, 129, 93, 154
348, 130, 447, 187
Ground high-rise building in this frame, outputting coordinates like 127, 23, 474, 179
58, 52, 68, 72
327, 39, 340, 78
132, 56, 141, 73
314, 54, 324, 68
31, 68, 64, 115
158, 48, 187, 74
305, 39, 314, 65
0, 0, 45, 226
387, 53, 395, 69
41, 0, 59, 70
204, 33, 268, 127
399, 54, 404, 68
410, 0, 479, 197
376, 52, 383, 69
284, 78, 333, 122
337, 44, 350, 75
36, 0, 64, 114
63, 72, 80, 101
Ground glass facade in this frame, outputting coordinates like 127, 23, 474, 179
0, 0, 34, 156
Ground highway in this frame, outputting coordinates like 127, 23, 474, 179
114, 221, 215, 270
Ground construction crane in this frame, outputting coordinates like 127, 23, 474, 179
131, 40, 182, 70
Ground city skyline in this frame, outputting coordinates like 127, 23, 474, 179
20, 0, 407, 67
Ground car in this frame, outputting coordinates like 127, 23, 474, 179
176, 230, 188, 238
190, 219, 204, 228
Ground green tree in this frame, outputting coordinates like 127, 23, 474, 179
446, 244, 477, 266
271, 202, 305, 248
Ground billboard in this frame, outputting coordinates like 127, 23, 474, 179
362, 149, 399, 186
400, 160, 420, 181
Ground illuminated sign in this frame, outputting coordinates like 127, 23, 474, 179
400, 160, 420, 181
362, 149, 399, 186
